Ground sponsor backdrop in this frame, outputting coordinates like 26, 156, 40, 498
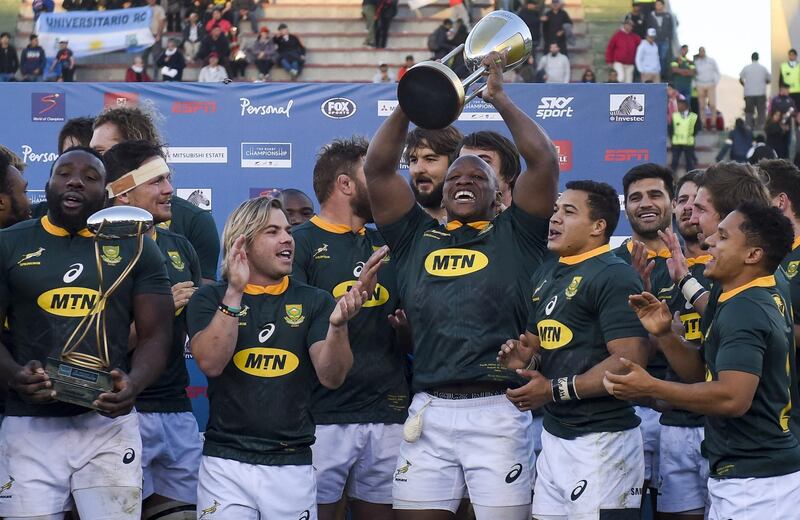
0, 82, 666, 428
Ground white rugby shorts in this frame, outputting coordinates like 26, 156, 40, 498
657, 425, 708, 513
634, 406, 661, 486
708, 469, 800, 520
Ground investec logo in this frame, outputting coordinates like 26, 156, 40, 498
332, 280, 389, 307
233, 348, 299, 377
535, 97, 574, 119
37, 288, 100, 317
424, 248, 488, 277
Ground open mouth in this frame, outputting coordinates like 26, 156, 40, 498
548, 228, 561, 240
277, 249, 292, 261
636, 211, 658, 223
454, 189, 476, 202
62, 193, 84, 209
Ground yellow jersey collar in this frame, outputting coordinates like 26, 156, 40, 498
719, 275, 776, 303
41, 216, 93, 238
244, 276, 290, 296
445, 220, 491, 231
625, 239, 671, 259
686, 254, 713, 267
792, 236, 800, 251
559, 244, 610, 265
310, 215, 365, 235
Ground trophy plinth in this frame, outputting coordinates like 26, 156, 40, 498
46, 357, 113, 410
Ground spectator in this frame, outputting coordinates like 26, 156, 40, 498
198, 51, 228, 81
494, 0, 519, 11
669, 96, 702, 173
156, 38, 186, 81
605, 18, 640, 83
32, 0, 54, 23
666, 81, 678, 121
538, 42, 570, 83
19, 34, 46, 82
694, 46, 720, 130
429, 19, 455, 60
633, 0, 655, 19
765, 110, 791, 159
206, 6, 233, 35
635, 27, 660, 82
397, 54, 413, 81
794, 112, 800, 168
746, 135, 777, 164
232, 0, 258, 34
517, 55, 542, 83
670, 44, 695, 103
625, 3, 647, 39
740, 51, 771, 130
780, 48, 800, 109
58, 117, 95, 154
182, 12, 205, 62
375, 0, 397, 49
541, 0, 572, 55
197, 26, 231, 72
372, 61, 394, 83
716, 118, 754, 163
607, 68, 619, 83
516, 1, 541, 51
770, 84, 796, 115
50, 38, 75, 82
362, 0, 378, 48
63, 0, 98, 8
581, 68, 595, 83
0, 32, 18, 82
247, 26, 277, 81
125, 55, 152, 81
165, 0, 183, 32
646, 0, 673, 74
274, 23, 305, 79
141, 0, 167, 79
450, 0, 471, 30
228, 27, 248, 78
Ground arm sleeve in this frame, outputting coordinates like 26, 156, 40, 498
376, 204, 434, 260
187, 210, 220, 280
525, 269, 545, 335
507, 203, 549, 263
185, 284, 222, 338
307, 290, 336, 347
291, 232, 310, 285
594, 263, 648, 343
132, 237, 172, 296
714, 300, 768, 376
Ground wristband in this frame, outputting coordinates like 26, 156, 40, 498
679, 276, 707, 306
551, 377, 571, 403
567, 375, 581, 400
218, 303, 248, 318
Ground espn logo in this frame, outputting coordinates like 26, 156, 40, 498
172, 101, 217, 114
604, 149, 650, 162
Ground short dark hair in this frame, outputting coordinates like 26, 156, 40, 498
0, 32, 10, 39
622, 163, 675, 200
51, 146, 106, 178
403, 126, 463, 165
735, 201, 794, 274
695, 161, 769, 217
103, 140, 166, 184
0, 153, 11, 195
312, 136, 369, 204
458, 131, 521, 191
565, 180, 620, 240
278, 23, 287, 29
760, 159, 800, 220
0, 145, 24, 172
752, 52, 759, 61
94, 106, 161, 146
790, 49, 797, 55
58, 116, 96, 154
29, 33, 38, 41
405, 54, 414, 61
675, 170, 702, 198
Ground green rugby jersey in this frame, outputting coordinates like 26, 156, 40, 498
613, 239, 672, 380
135, 227, 202, 413
780, 237, 800, 326
292, 216, 408, 425
0, 216, 171, 417
157, 195, 220, 281
528, 245, 648, 439
659, 255, 712, 428
378, 203, 548, 393
186, 277, 335, 466
701, 275, 800, 478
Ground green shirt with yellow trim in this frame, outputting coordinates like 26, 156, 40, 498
186, 277, 335, 466
780, 237, 800, 326
0, 216, 171, 417
528, 245, 648, 439
292, 215, 408, 425
701, 275, 800, 478
378, 203, 549, 393
157, 195, 220, 281
135, 227, 202, 413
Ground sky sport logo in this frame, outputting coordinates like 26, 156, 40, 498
536, 97, 574, 119
321, 97, 357, 119
609, 94, 645, 122
31, 93, 66, 122
241, 142, 292, 168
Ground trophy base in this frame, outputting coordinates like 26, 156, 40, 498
45, 358, 113, 411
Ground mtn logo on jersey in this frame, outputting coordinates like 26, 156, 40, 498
284, 304, 305, 326
787, 261, 798, 279
424, 248, 489, 277
332, 280, 390, 307
680, 312, 701, 341
536, 319, 573, 349
101, 245, 122, 266
233, 347, 300, 377
37, 287, 100, 317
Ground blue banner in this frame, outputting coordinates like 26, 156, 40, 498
0, 82, 666, 428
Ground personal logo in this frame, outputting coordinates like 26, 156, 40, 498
122, 448, 135, 464
233, 347, 299, 377
564, 276, 583, 299
787, 261, 799, 279
394, 460, 412, 481
544, 295, 558, 316
38, 287, 100, 317
258, 323, 276, 343
424, 248, 489, 277
505, 463, 523, 484
321, 97, 357, 119
63, 263, 84, 283
313, 243, 330, 260
18, 247, 45, 266
199, 500, 220, 519
333, 280, 390, 308
284, 304, 305, 326
537, 319, 573, 349
570, 479, 588, 501
167, 251, 185, 271
101, 245, 122, 266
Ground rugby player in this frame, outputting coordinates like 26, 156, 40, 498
499, 180, 649, 519
0, 153, 32, 229
104, 140, 203, 520
606, 202, 800, 520
90, 105, 220, 283
404, 125, 463, 223
58, 116, 95, 154
279, 188, 315, 227
458, 131, 520, 209
187, 196, 383, 519
364, 52, 558, 520
0, 147, 173, 519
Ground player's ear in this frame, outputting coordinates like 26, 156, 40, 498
744, 245, 764, 266
336, 174, 353, 196
590, 218, 607, 238
0, 192, 8, 212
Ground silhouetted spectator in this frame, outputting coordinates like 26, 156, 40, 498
538, 42, 570, 83
375, 0, 397, 49
197, 26, 231, 71
625, 4, 647, 39
541, 0, 571, 55
646, 0, 673, 73
397, 54, 414, 81
716, 118, 754, 163
182, 12, 205, 62
156, 38, 186, 81
581, 68, 596, 83
765, 110, 791, 159
516, 1, 540, 51
0, 32, 18, 82
740, 51, 771, 129
429, 19, 455, 60
125, 55, 152, 81
248, 27, 277, 80
372, 61, 395, 83
32, 0, 54, 23
232, 0, 258, 33
19, 34, 46, 82
274, 23, 305, 79
605, 18, 640, 83
50, 38, 75, 82
198, 51, 228, 82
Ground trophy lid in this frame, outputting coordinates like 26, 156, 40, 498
463, 10, 532, 72
87, 206, 154, 239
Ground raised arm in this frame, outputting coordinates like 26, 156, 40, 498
363, 108, 417, 226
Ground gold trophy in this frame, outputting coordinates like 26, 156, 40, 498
397, 10, 533, 129
46, 206, 154, 409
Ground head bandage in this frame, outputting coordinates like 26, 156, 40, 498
106, 157, 170, 198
